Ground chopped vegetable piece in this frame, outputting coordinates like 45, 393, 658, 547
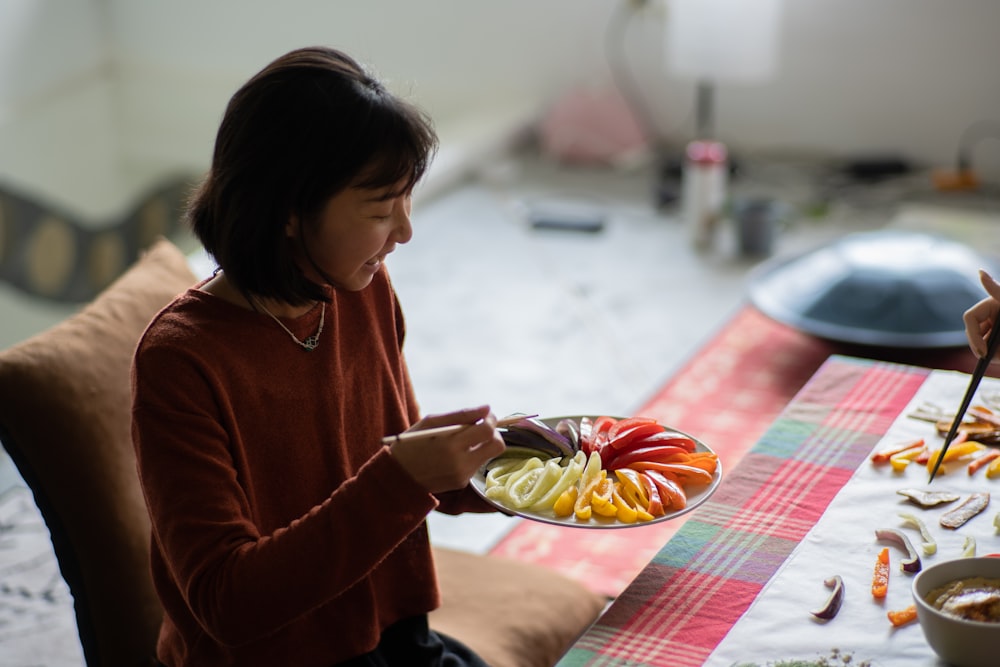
810, 575, 844, 621
528, 451, 586, 511
887, 604, 918, 627
574, 472, 604, 521
872, 547, 890, 598
637, 472, 665, 516
871, 439, 925, 464
507, 459, 563, 509
553, 486, 577, 517
590, 476, 618, 517
896, 488, 960, 507
988, 456, 1000, 479
940, 492, 990, 529
898, 512, 937, 555
925, 439, 983, 474
875, 528, 922, 573
626, 461, 714, 485
968, 449, 1000, 476
890, 446, 926, 472
610, 485, 639, 523
643, 469, 687, 511
962, 536, 977, 558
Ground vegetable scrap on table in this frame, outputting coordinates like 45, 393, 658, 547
732, 648, 872, 667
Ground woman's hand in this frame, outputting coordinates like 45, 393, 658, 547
388, 405, 506, 494
964, 270, 1000, 361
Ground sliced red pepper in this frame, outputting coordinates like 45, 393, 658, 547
608, 430, 697, 457
577, 417, 594, 454
607, 422, 667, 452
608, 416, 658, 439
589, 416, 617, 459
637, 472, 665, 516
627, 461, 714, 485
604, 444, 691, 470
643, 469, 687, 511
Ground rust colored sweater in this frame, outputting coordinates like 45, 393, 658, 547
131, 268, 488, 666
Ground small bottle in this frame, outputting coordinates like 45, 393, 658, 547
681, 140, 728, 250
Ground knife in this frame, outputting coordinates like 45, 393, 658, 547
928, 318, 1000, 483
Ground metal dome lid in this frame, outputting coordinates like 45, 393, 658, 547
746, 229, 998, 348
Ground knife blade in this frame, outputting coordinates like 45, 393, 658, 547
928, 318, 1000, 483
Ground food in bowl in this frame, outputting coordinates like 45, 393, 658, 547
924, 576, 1000, 622
913, 557, 1000, 667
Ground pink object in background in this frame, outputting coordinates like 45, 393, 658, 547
537, 86, 650, 166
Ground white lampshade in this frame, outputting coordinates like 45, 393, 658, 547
666, 0, 783, 84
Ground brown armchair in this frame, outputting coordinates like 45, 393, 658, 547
0, 238, 604, 667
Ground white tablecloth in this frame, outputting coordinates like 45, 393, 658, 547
707, 369, 1000, 667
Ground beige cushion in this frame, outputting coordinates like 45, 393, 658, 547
430, 546, 606, 667
0, 238, 197, 667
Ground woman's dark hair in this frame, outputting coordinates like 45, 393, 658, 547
188, 46, 438, 305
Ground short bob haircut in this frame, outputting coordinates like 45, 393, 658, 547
188, 46, 438, 305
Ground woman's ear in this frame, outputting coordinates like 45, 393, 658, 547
285, 214, 300, 239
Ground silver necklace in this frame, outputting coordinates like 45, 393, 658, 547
254, 298, 325, 351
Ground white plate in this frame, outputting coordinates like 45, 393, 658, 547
471, 415, 723, 529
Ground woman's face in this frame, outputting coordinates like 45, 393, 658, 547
289, 180, 413, 292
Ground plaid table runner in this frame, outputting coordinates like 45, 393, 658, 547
558, 355, 930, 666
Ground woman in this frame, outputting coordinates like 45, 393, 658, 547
131, 46, 505, 666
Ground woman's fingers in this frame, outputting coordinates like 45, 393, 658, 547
965, 271, 1000, 360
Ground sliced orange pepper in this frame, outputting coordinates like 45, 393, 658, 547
969, 449, 1000, 476
872, 547, 889, 599
887, 604, 918, 627
870, 439, 924, 464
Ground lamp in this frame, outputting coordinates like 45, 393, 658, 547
664, 0, 783, 248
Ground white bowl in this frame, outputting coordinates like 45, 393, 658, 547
912, 557, 1000, 667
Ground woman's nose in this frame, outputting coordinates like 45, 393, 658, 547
393, 198, 413, 244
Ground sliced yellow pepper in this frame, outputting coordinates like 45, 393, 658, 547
610, 485, 638, 523
591, 476, 618, 518
553, 486, 577, 517
614, 468, 649, 507
890, 446, 925, 472
987, 456, 1000, 479
574, 470, 606, 521
925, 441, 985, 474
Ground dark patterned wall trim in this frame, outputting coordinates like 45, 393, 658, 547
0, 177, 194, 303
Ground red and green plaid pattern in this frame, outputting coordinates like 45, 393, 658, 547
558, 355, 930, 666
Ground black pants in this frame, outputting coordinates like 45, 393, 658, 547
155, 615, 488, 667
337, 615, 489, 667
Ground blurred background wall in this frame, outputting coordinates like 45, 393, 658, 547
0, 0, 998, 345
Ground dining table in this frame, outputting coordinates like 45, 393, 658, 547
557, 354, 1000, 666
